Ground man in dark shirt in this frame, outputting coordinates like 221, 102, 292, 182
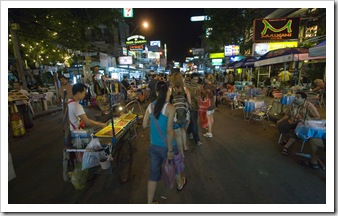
121, 76, 130, 101
121, 76, 130, 91
148, 73, 159, 102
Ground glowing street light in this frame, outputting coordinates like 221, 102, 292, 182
130, 21, 149, 36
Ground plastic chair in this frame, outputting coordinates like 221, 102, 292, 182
247, 104, 273, 130
45, 92, 54, 106
271, 92, 283, 115
318, 89, 326, 108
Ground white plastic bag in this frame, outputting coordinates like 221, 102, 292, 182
82, 138, 106, 170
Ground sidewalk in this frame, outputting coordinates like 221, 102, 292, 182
32, 105, 63, 120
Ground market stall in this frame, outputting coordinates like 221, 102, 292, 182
63, 89, 142, 189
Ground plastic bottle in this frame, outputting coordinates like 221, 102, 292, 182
10, 104, 25, 137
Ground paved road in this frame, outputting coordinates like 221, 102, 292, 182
7, 100, 327, 211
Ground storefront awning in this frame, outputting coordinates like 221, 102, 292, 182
309, 41, 326, 57
254, 47, 308, 67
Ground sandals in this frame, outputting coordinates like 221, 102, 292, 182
310, 162, 319, 170
279, 140, 287, 145
281, 147, 288, 156
177, 177, 187, 191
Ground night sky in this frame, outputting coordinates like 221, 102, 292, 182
128, 8, 205, 63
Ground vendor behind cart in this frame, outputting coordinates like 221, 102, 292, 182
68, 83, 107, 131
13, 81, 34, 130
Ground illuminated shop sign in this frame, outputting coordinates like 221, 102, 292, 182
123, 8, 133, 18
123, 47, 128, 55
126, 35, 147, 45
150, 41, 161, 47
147, 52, 160, 59
224, 45, 240, 56
253, 17, 300, 41
253, 41, 299, 56
118, 56, 132, 65
209, 53, 224, 59
190, 15, 211, 22
129, 44, 144, 51
211, 59, 223, 66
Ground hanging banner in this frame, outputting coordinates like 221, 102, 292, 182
253, 17, 300, 42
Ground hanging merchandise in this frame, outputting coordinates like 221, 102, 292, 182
10, 104, 25, 137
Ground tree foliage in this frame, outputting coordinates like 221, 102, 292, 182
203, 8, 257, 53
8, 8, 123, 67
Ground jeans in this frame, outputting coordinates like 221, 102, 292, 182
187, 110, 200, 144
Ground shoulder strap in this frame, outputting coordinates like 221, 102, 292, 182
151, 104, 167, 145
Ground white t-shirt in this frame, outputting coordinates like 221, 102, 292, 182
15, 89, 29, 106
67, 99, 85, 131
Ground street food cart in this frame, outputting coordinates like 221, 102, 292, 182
63, 88, 142, 189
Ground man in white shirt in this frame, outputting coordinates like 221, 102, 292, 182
68, 83, 107, 131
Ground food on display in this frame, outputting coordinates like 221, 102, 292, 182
8, 92, 29, 101
95, 125, 123, 137
115, 120, 129, 127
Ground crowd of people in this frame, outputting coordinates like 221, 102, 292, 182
9, 65, 326, 203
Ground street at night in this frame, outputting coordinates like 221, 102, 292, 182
2, 1, 335, 213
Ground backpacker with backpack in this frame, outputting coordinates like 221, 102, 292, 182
171, 87, 190, 125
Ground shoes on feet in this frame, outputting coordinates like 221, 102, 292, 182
177, 177, 187, 191
203, 133, 213, 138
196, 141, 203, 146
188, 134, 193, 139
281, 147, 288, 155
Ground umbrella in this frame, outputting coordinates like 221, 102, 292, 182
309, 40, 326, 57
234, 56, 258, 68
254, 47, 308, 67
224, 61, 240, 69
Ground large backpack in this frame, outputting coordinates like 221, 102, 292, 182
171, 87, 190, 125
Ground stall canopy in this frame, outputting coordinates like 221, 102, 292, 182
234, 56, 258, 68
224, 61, 240, 69
309, 40, 326, 57
254, 47, 308, 67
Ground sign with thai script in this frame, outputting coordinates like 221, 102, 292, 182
253, 17, 300, 41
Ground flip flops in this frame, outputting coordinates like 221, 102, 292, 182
309, 162, 319, 170
177, 177, 187, 191
281, 147, 288, 156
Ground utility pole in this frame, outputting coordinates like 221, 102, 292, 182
10, 22, 27, 88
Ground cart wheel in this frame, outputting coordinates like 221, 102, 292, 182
116, 139, 132, 184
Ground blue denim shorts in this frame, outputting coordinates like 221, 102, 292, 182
148, 144, 178, 181
173, 122, 187, 129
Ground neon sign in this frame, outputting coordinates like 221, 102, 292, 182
253, 17, 300, 42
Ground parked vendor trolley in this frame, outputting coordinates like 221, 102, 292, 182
63, 86, 143, 189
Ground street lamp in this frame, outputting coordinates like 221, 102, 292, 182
130, 21, 149, 36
